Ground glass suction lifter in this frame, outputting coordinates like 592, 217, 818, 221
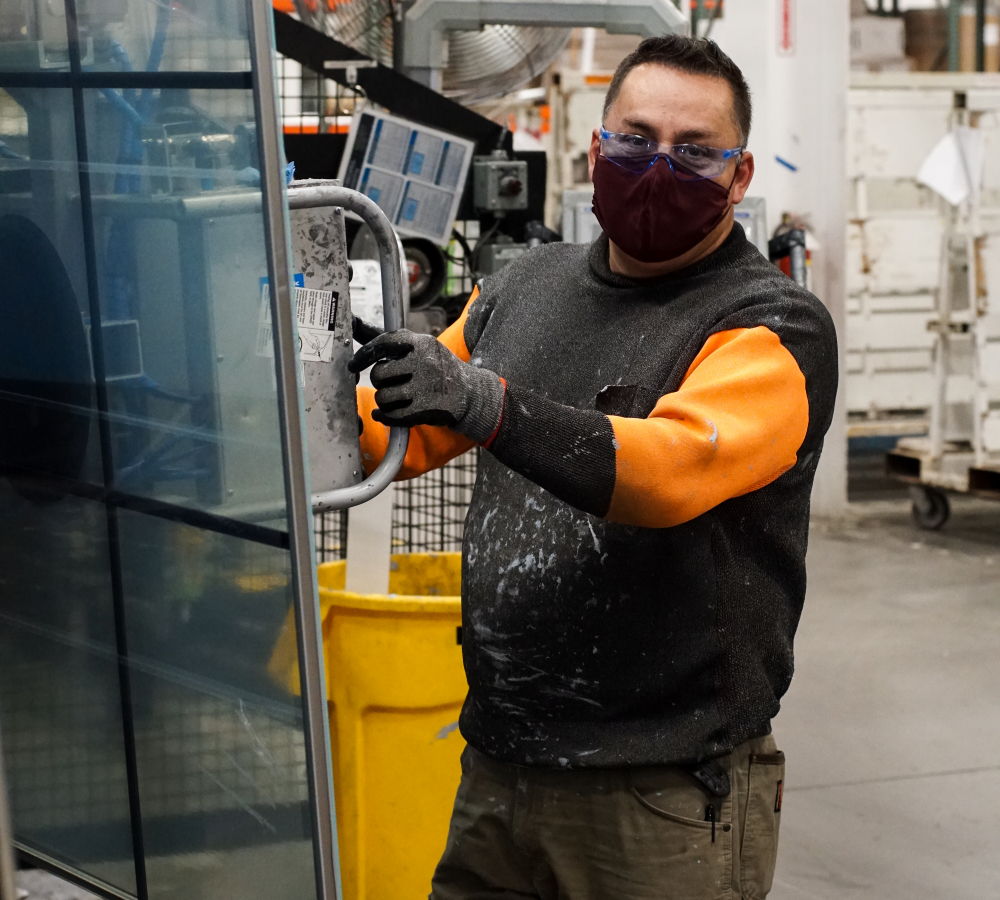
287, 184, 409, 512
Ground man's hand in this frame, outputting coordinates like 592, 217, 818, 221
348, 327, 505, 443
351, 316, 383, 346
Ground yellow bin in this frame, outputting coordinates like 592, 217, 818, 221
269, 553, 466, 900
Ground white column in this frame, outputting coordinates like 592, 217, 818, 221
712, 0, 850, 516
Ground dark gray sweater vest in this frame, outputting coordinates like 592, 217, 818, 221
457, 225, 838, 768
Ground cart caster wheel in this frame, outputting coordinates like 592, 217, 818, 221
909, 486, 950, 531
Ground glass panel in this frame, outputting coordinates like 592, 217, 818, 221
0, 2, 71, 72
0, 2, 250, 74
117, 512, 316, 900
74, 1, 252, 73
0, 87, 106, 490
0, 489, 137, 895
81, 85, 288, 519
0, 2, 331, 898
0, 85, 137, 891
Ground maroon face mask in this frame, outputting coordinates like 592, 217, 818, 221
591, 154, 733, 264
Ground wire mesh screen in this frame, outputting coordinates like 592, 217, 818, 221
391, 450, 479, 553
443, 219, 479, 311
0, 620, 311, 868
157, 26, 249, 73
276, 56, 364, 135
0, 656, 308, 832
314, 509, 348, 562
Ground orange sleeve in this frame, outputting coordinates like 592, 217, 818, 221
607, 326, 809, 527
357, 287, 479, 479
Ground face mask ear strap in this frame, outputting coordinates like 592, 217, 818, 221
725, 156, 744, 194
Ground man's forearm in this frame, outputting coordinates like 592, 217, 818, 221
488, 384, 617, 517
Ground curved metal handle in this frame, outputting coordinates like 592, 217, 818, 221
287, 184, 409, 512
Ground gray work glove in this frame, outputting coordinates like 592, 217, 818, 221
348, 325, 505, 442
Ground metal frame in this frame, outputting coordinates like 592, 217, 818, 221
247, 3, 340, 898
0, 724, 15, 900
975, 0, 987, 72
883, 82, 1000, 526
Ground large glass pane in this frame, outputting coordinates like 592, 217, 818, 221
0, 89, 108, 502
0, 487, 137, 895
0, 1, 251, 74
0, 80, 137, 894
0, 2, 71, 72
0, 2, 332, 898
1, 44, 288, 520
74, 1, 252, 73
117, 512, 316, 899
81, 84, 288, 518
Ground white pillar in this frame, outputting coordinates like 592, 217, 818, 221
711, 0, 850, 517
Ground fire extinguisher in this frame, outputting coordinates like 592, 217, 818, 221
768, 212, 814, 290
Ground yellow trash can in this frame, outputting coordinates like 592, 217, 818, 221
269, 553, 466, 900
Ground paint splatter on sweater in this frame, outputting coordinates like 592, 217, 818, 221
358, 224, 838, 768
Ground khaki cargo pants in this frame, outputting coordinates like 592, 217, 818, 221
430, 735, 784, 900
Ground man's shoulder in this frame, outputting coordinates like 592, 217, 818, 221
710, 242, 834, 332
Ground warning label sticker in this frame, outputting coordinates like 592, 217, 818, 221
257, 275, 339, 363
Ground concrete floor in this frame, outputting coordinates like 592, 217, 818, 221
771, 496, 1000, 899
13, 493, 1000, 899
15, 870, 97, 900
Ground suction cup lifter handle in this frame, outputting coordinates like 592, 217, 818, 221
287, 185, 409, 512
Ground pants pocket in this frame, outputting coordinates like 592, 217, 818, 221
739, 751, 785, 899
627, 769, 734, 900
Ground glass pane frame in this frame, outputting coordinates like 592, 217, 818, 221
0, 2, 339, 897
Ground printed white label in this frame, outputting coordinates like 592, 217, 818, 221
985, 22, 1000, 46
257, 279, 338, 363
349, 259, 384, 337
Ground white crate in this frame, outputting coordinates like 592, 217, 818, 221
983, 411, 1000, 452
846, 217, 942, 296
846, 77, 1000, 427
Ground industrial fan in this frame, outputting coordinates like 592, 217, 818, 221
281, 0, 572, 105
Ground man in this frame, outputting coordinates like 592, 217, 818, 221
350, 34, 837, 900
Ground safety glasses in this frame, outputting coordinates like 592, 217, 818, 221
599, 128, 743, 181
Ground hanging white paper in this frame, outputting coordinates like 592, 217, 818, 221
917, 126, 985, 207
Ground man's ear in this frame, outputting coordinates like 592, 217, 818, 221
729, 150, 755, 205
587, 128, 601, 181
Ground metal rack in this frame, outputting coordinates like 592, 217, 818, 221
276, 54, 364, 136
314, 509, 349, 562
391, 451, 479, 554
884, 81, 1000, 528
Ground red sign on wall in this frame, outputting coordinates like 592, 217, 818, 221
777, 0, 795, 56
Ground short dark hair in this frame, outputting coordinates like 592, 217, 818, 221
603, 34, 752, 145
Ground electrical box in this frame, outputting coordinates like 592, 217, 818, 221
473, 153, 528, 212
478, 240, 528, 275
733, 196, 769, 257
561, 188, 601, 244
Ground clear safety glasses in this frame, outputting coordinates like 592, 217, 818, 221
599, 128, 743, 181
